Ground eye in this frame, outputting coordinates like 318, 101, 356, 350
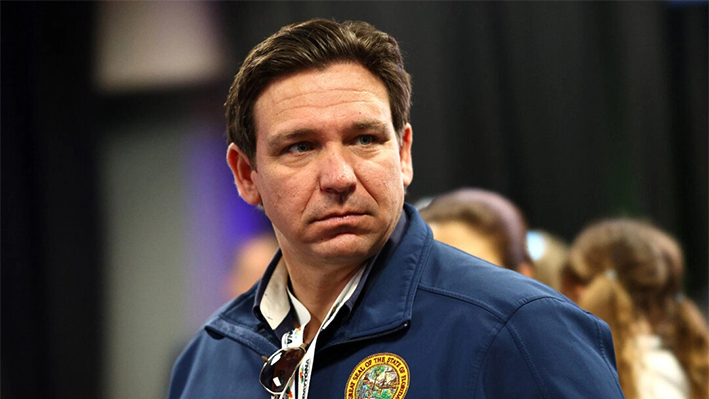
357, 135, 376, 145
287, 142, 312, 154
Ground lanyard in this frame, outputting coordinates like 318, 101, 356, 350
277, 266, 365, 399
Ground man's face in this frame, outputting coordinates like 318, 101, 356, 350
228, 63, 413, 269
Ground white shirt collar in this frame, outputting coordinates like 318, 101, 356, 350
259, 258, 292, 330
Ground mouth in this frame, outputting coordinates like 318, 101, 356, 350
311, 210, 369, 227
317, 212, 366, 223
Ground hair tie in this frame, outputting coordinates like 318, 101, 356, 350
604, 269, 617, 281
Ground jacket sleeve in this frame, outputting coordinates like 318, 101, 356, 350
168, 333, 203, 399
474, 296, 626, 398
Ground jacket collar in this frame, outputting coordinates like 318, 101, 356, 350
205, 204, 433, 351
331, 203, 431, 341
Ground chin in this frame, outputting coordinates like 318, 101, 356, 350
313, 235, 380, 265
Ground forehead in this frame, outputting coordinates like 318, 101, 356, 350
252, 63, 391, 138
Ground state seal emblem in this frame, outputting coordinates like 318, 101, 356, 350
344, 353, 410, 399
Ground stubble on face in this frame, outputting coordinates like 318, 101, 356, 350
248, 62, 412, 270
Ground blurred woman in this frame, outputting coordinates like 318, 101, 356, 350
419, 187, 534, 277
562, 219, 708, 399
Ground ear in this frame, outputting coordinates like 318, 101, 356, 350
226, 143, 262, 205
399, 123, 414, 187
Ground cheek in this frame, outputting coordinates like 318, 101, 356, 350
253, 171, 282, 209
257, 169, 312, 215
360, 160, 405, 203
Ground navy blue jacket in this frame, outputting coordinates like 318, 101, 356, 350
170, 204, 625, 398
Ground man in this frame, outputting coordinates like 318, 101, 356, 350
169, 18, 625, 398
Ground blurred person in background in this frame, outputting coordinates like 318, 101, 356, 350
562, 218, 709, 399
224, 231, 279, 299
527, 229, 569, 292
419, 187, 534, 277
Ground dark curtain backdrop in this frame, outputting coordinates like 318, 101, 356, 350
2, 2, 706, 398
221, 0, 707, 299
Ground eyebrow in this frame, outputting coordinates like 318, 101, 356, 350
265, 119, 390, 151
265, 128, 314, 152
351, 120, 388, 132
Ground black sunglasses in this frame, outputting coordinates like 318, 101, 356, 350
259, 343, 308, 396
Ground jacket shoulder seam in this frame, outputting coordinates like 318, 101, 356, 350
470, 296, 570, 398
417, 282, 557, 322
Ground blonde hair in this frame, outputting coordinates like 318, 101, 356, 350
565, 219, 708, 399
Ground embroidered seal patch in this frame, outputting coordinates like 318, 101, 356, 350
345, 353, 410, 399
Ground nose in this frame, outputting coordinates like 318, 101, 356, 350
318, 145, 356, 201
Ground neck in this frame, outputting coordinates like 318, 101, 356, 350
284, 258, 364, 343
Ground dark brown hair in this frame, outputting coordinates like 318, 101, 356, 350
419, 188, 532, 271
225, 18, 412, 167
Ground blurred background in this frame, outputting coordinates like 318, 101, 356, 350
2, 1, 706, 398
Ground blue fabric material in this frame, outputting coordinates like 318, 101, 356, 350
169, 204, 625, 398
255, 210, 409, 340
